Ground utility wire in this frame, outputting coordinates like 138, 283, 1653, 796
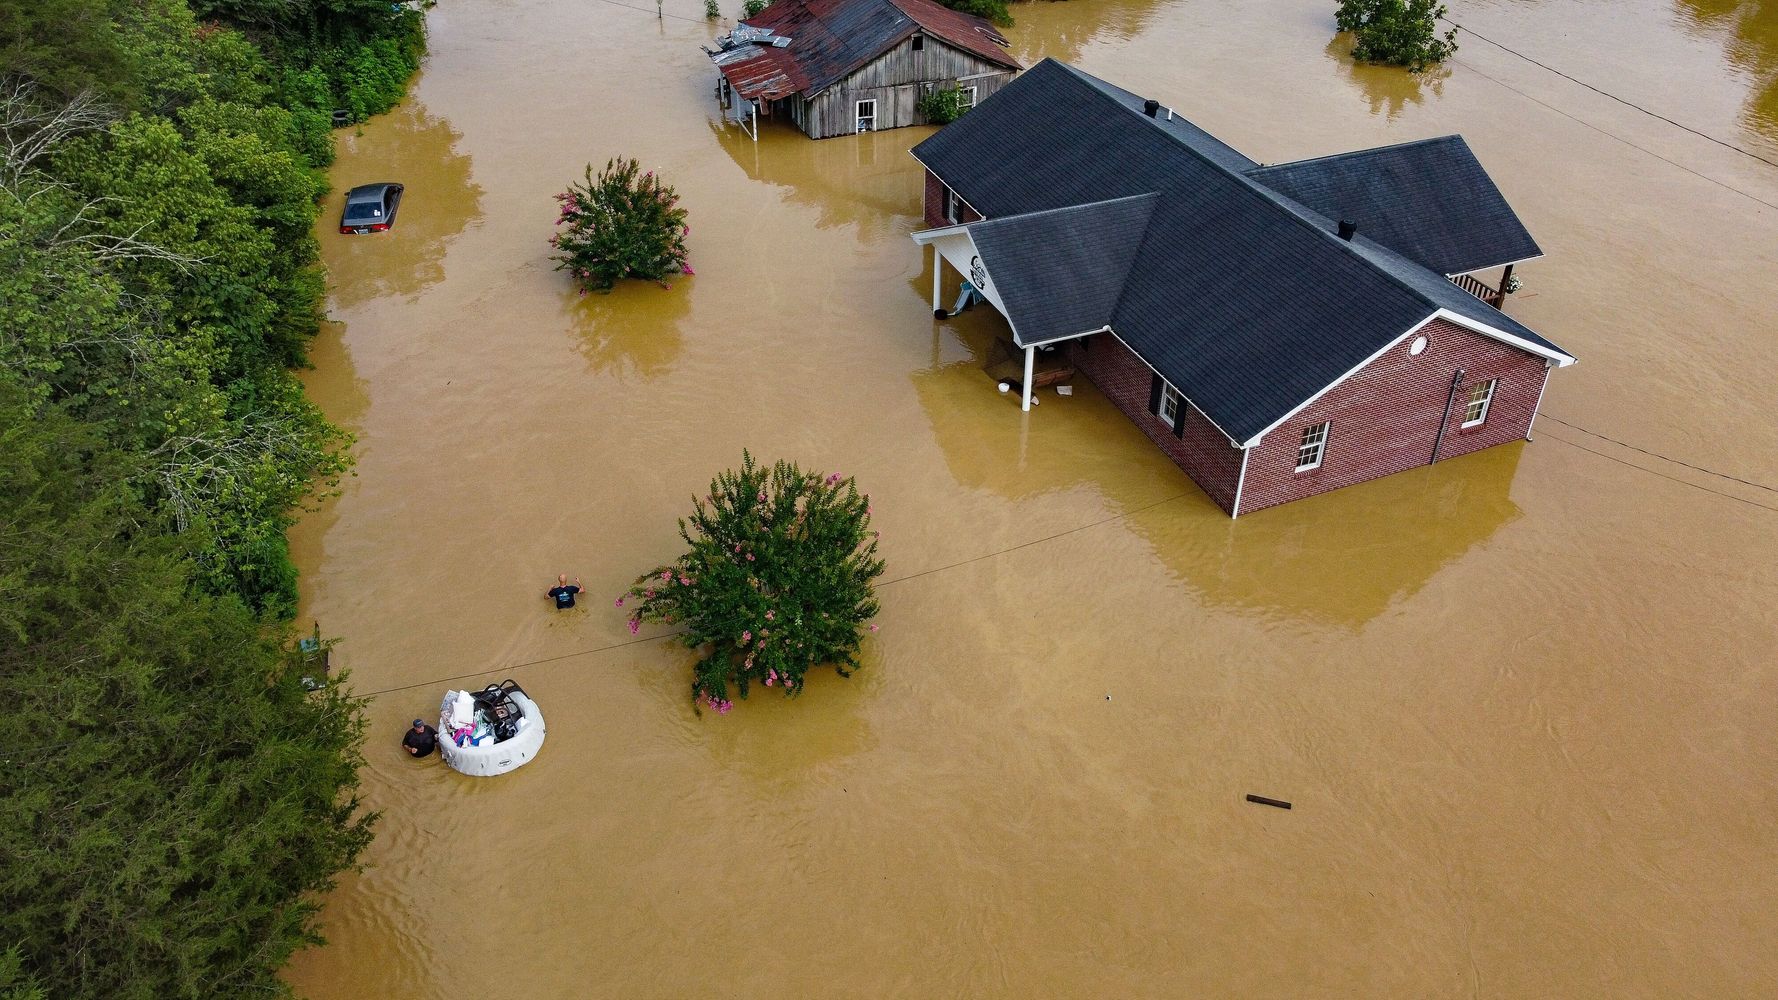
596, 0, 716, 26
1538, 413, 1778, 495
1538, 429, 1778, 514
1446, 20, 1778, 172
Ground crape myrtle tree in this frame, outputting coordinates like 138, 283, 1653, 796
551, 157, 693, 294
1336, 0, 1458, 71
620, 453, 884, 713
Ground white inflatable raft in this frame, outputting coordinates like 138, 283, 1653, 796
437, 680, 546, 777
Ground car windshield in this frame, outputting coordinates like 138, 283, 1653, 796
344, 202, 383, 221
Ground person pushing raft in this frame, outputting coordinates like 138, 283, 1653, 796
402, 718, 438, 758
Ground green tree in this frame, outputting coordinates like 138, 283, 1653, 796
0, 389, 376, 1000
935, 0, 1012, 28
621, 453, 884, 711
918, 86, 969, 125
1336, 0, 1458, 71
551, 157, 693, 293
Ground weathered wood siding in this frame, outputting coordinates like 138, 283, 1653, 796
802, 36, 1016, 139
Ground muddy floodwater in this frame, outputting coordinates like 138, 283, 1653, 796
284, 1, 1778, 995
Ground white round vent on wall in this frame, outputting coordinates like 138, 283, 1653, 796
1409, 335, 1429, 356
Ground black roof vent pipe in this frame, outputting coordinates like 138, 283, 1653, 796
1337, 219, 1358, 241
1143, 99, 1160, 118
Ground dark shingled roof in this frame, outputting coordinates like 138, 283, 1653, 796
912, 59, 1572, 445
966, 194, 1159, 345
712, 0, 1017, 101
1245, 137, 1543, 276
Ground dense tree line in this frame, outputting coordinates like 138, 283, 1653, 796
0, 1, 423, 996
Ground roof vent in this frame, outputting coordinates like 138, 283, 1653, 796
1337, 219, 1358, 241
1142, 99, 1160, 118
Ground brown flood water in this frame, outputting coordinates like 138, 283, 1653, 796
285, 1, 1778, 996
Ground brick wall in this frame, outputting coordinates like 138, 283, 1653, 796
1235, 317, 1551, 515
1068, 334, 1244, 512
923, 169, 982, 229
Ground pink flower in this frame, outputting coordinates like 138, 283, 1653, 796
717, 701, 732, 714
868, 624, 879, 632
628, 618, 640, 635
679, 576, 692, 585
661, 570, 672, 581
765, 610, 774, 621
757, 493, 767, 502
644, 589, 654, 599
741, 630, 753, 643
756, 639, 765, 649
744, 656, 754, 668
734, 544, 742, 553
765, 675, 774, 686
614, 597, 625, 608
681, 265, 695, 276
746, 553, 755, 561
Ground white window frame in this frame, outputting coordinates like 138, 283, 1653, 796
961, 85, 977, 110
855, 99, 877, 133
1157, 384, 1181, 426
1462, 379, 1497, 428
1295, 421, 1329, 472
942, 185, 960, 224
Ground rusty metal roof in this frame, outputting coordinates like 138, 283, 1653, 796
707, 0, 1017, 102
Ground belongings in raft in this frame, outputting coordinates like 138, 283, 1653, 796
436, 679, 546, 777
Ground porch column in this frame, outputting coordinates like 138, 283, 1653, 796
931, 245, 943, 317
1021, 345, 1035, 412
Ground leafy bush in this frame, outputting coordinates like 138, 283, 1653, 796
551, 157, 692, 293
705, 0, 721, 17
620, 453, 884, 711
1336, 0, 1457, 71
741, 0, 768, 17
918, 86, 969, 125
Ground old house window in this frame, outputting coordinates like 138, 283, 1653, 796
962, 85, 977, 109
943, 185, 961, 224
1462, 379, 1497, 427
1157, 384, 1182, 426
1296, 422, 1329, 471
912, 34, 924, 51
856, 99, 877, 133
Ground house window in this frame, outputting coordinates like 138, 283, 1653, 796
855, 99, 877, 133
912, 34, 924, 51
962, 85, 977, 109
1295, 422, 1329, 471
1157, 384, 1182, 426
1462, 379, 1497, 427
942, 185, 960, 224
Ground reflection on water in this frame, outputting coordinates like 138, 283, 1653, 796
564, 279, 689, 380
326, 83, 483, 309
1323, 33, 1449, 119
1675, 0, 1778, 143
1007, 0, 1167, 64
708, 118, 919, 240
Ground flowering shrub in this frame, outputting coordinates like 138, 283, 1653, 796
620, 453, 884, 712
550, 157, 691, 294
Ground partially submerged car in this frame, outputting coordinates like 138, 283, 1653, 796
339, 182, 403, 234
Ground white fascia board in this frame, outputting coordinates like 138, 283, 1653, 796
923, 228, 1021, 342
1018, 325, 1109, 349
1237, 308, 1576, 449
911, 223, 971, 243
1446, 252, 1545, 278
906, 150, 987, 222
1100, 326, 1244, 449
1432, 307, 1576, 368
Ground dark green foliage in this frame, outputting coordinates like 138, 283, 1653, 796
935, 0, 1012, 27
706, 0, 722, 18
622, 453, 884, 711
551, 157, 692, 293
0, 390, 375, 1000
918, 86, 969, 125
1336, 0, 1458, 71
741, 0, 769, 18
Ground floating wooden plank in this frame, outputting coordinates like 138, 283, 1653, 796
1245, 794, 1291, 810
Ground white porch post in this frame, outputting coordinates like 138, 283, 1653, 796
931, 245, 943, 315
1021, 345, 1035, 412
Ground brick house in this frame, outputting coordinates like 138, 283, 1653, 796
909, 59, 1575, 517
706, 0, 1020, 140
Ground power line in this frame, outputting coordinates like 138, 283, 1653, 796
1538, 429, 1778, 514
1537, 413, 1778, 495
1446, 20, 1778, 173
596, 0, 716, 26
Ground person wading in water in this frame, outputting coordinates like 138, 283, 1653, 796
402, 719, 438, 758
547, 573, 584, 610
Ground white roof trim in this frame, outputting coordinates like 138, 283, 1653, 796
1446, 252, 1544, 278
910, 224, 970, 243
1018, 325, 1108, 349
1238, 308, 1575, 448
1100, 327, 1244, 449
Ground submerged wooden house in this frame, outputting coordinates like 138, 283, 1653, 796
706, 0, 1021, 139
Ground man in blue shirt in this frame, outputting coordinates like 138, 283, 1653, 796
547, 573, 584, 610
